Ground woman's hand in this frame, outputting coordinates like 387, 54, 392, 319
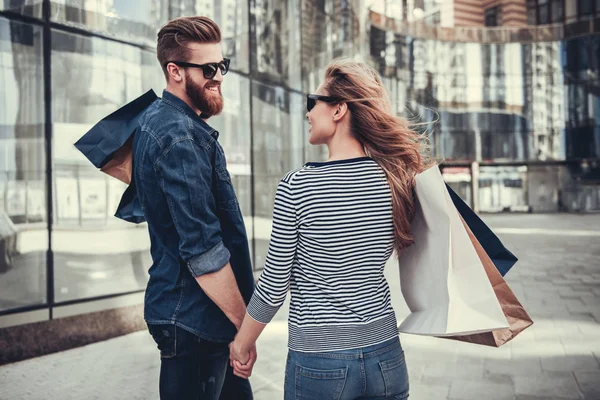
229, 337, 257, 379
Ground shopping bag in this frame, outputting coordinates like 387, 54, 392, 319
74, 89, 157, 223
397, 166, 509, 336
446, 185, 518, 276
74, 89, 157, 173
444, 215, 533, 346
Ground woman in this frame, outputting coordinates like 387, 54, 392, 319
230, 58, 430, 399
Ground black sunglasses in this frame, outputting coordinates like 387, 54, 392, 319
306, 94, 339, 112
164, 58, 230, 79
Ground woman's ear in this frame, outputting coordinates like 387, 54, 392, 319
333, 103, 348, 122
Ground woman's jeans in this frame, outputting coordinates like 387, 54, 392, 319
284, 336, 409, 400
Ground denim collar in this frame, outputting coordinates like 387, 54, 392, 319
162, 90, 220, 140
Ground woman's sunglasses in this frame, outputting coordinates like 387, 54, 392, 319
164, 58, 230, 80
306, 94, 339, 112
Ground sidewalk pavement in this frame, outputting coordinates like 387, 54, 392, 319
1, 214, 599, 400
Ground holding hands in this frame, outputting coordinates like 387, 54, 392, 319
229, 336, 257, 379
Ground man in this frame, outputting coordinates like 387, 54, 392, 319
133, 16, 255, 399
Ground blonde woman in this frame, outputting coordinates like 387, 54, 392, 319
230, 59, 430, 399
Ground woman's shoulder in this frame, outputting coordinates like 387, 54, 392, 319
281, 167, 306, 185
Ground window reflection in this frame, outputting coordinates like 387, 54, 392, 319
51, 29, 163, 302
49, 0, 169, 47
0, 18, 46, 312
209, 72, 253, 262
479, 166, 527, 212
369, 32, 596, 163
441, 167, 472, 206
170, 0, 250, 73
0, 0, 42, 18
300, 0, 359, 91
252, 82, 304, 268
251, 0, 302, 88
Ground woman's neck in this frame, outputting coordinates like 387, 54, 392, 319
326, 130, 366, 161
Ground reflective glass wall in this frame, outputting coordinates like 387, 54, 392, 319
1, 0, 598, 319
0, 0, 355, 316
369, 18, 600, 213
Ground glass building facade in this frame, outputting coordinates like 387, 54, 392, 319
369, 10, 600, 213
0, 0, 360, 318
0, 0, 598, 322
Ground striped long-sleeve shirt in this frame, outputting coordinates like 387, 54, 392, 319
246, 157, 399, 352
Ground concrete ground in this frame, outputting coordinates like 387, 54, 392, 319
0, 214, 599, 400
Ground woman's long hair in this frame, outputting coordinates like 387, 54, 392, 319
323, 58, 434, 252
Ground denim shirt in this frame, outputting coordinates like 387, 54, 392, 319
133, 90, 255, 342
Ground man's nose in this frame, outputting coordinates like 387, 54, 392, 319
213, 68, 224, 82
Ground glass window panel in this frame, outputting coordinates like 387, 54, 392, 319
578, 0, 593, 16
565, 0, 578, 22
479, 166, 527, 212
208, 72, 254, 264
251, 0, 302, 89
251, 83, 304, 270
0, 0, 42, 18
441, 167, 472, 207
551, 0, 564, 22
51, 30, 164, 302
526, 0, 538, 24
0, 18, 46, 312
49, 0, 169, 47
301, 0, 359, 91
539, 0, 549, 24
170, 0, 250, 73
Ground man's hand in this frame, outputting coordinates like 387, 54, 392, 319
229, 339, 257, 379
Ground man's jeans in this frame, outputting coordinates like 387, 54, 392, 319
148, 324, 253, 400
284, 336, 409, 399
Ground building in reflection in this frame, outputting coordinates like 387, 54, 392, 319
0, 0, 598, 346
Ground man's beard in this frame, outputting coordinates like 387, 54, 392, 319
185, 71, 224, 118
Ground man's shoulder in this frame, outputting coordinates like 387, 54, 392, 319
139, 100, 213, 153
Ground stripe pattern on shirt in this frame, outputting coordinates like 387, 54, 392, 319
246, 158, 399, 352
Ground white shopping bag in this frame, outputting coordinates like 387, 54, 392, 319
397, 166, 509, 336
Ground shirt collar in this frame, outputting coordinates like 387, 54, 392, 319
162, 90, 220, 140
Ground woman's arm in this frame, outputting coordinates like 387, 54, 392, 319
229, 313, 267, 377
229, 177, 298, 376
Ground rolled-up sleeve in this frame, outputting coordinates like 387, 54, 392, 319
156, 139, 230, 277
247, 179, 298, 324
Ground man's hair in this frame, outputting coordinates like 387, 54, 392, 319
157, 16, 221, 79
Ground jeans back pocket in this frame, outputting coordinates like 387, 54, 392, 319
379, 351, 409, 399
295, 365, 348, 400
147, 324, 177, 359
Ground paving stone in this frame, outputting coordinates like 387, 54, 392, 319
449, 379, 515, 400
409, 383, 450, 400
0, 214, 599, 400
514, 373, 583, 399
574, 371, 600, 400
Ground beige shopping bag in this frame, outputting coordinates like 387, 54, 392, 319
443, 216, 533, 347
398, 166, 509, 336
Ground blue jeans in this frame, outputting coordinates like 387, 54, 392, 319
284, 336, 409, 400
147, 324, 253, 400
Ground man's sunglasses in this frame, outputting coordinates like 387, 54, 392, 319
164, 58, 230, 79
306, 94, 340, 112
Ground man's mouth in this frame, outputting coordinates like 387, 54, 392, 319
206, 85, 220, 92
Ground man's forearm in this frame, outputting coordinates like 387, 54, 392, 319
195, 263, 246, 329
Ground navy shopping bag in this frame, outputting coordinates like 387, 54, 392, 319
74, 89, 158, 223
445, 184, 518, 276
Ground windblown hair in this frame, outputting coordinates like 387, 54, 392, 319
157, 16, 221, 79
323, 58, 434, 253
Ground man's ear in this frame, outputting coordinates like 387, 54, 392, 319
333, 103, 348, 122
167, 64, 183, 83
